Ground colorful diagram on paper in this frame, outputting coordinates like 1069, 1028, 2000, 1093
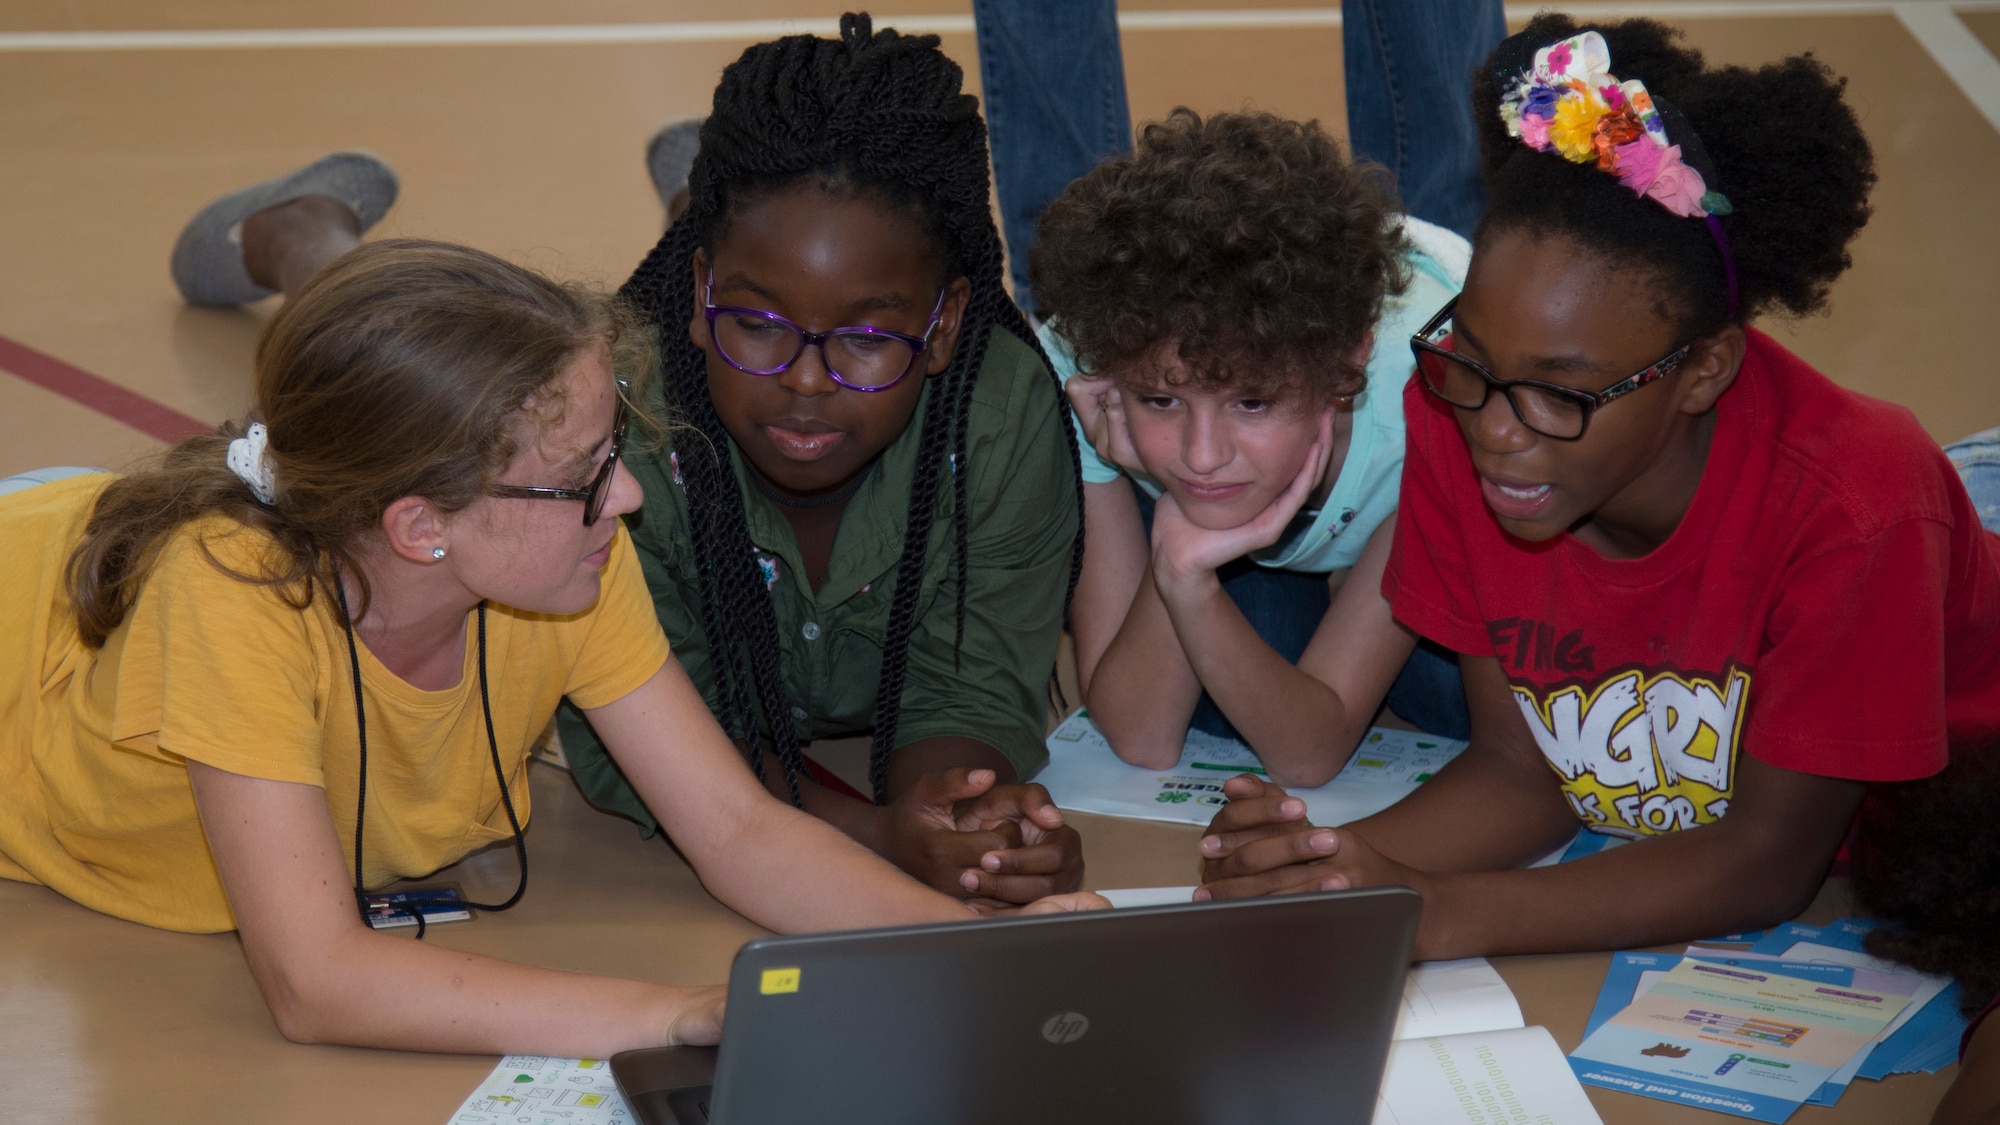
451, 1055, 632, 1124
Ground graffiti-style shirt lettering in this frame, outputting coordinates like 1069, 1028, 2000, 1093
1514, 665, 1749, 837
1384, 329, 2000, 821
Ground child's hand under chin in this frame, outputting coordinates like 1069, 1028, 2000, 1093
1149, 406, 1334, 592
1064, 374, 1147, 479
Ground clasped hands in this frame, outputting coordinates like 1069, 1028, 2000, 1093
881, 767, 1087, 911
1195, 774, 1425, 902
873, 754, 1415, 914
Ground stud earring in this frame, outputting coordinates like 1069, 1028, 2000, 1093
432, 547, 447, 560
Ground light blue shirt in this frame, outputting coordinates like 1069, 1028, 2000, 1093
1043, 217, 1468, 575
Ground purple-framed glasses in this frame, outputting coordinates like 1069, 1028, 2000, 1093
1410, 297, 1690, 441
703, 267, 946, 392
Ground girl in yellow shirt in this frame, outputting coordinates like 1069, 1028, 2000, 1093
0, 239, 1094, 1057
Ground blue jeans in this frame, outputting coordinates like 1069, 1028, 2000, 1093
1342, 0, 1506, 239
1946, 425, 2000, 533
1944, 426, 2000, 536
1134, 488, 1471, 740
972, 0, 1132, 313
975, 0, 1504, 295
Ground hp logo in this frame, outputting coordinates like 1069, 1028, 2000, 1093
1041, 1012, 1090, 1044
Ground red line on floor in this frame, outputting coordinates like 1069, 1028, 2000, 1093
0, 334, 210, 444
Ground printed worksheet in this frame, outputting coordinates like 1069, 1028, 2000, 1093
1393, 958, 1525, 1042
1375, 1026, 1605, 1125
1571, 957, 1912, 1122
1036, 712, 1465, 827
1587, 953, 1865, 1108
1684, 944, 1948, 1095
1748, 920, 1966, 1077
1745, 930, 1950, 1050
1096, 885, 1196, 908
449, 1056, 632, 1124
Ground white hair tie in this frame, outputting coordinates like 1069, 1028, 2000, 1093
226, 422, 277, 504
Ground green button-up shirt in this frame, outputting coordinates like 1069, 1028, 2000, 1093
560, 327, 1078, 831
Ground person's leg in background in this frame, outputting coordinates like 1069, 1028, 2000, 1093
170, 151, 398, 306
1947, 425, 2000, 532
973, 0, 1133, 315
1342, 0, 1506, 239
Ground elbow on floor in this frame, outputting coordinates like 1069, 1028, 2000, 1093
1107, 736, 1182, 772
259, 971, 342, 1045
1266, 760, 1341, 789
269, 1000, 333, 1045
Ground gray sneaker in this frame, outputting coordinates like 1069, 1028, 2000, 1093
644, 118, 704, 214
170, 150, 398, 306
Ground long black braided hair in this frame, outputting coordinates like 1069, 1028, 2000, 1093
619, 12, 1084, 804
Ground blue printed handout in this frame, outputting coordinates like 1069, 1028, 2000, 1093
1569, 953, 1912, 1122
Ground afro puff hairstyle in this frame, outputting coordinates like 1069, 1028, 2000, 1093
1852, 733, 2000, 1014
1474, 14, 1876, 339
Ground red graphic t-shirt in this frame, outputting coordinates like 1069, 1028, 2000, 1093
1386, 328, 2000, 838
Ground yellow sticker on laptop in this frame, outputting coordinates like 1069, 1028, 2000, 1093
760, 967, 801, 995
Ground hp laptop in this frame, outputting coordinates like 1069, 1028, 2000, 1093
611, 887, 1421, 1125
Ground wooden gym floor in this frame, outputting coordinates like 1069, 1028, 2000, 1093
3, 1, 1998, 474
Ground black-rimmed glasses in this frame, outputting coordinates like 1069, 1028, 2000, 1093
484, 381, 629, 525
703, 267, 946, 392
1410, 297, 1690, 441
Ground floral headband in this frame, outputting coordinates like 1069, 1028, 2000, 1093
1497, 31, 1739, 314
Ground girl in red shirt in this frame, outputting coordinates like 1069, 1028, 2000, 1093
1197, 14, 2000, 961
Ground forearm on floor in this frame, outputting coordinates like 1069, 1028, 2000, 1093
884, 736, 1019, 795
1344, 743, 1581, 873
685, 785, 974, 932
1412, 815, 1848, 960
263, 924, 694, 1056
1070, 480, 1151, 693
1084, 569, 1204, 767
1159, 572, 1366, 787
753, 735, 1018, 851
756, 750, 889, 853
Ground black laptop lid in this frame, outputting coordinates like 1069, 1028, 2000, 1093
705, 887, 1420, 1125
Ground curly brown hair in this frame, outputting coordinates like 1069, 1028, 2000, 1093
1030, 108, 1410, 402
1851, 733, 2000, 1014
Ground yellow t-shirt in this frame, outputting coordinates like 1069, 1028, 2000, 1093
0, 475, 670, 933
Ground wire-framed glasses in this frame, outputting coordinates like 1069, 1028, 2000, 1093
703, 267, 946, 392
1409, 297, 1690, 441
484, 381, 629, 525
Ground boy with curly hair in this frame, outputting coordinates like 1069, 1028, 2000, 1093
1032, 109, 1470, 786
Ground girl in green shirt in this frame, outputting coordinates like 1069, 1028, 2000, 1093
560, 15, 1087, 906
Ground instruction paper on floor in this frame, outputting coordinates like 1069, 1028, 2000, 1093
450, 1055, 632, 1124
1377, 1026, 1604, 1125
1036, 711, 1465, 827
1377, 958, 1599, 1124
1570, 955, 1912, 1122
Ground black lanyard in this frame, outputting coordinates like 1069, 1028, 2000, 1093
335, 577, 528, 938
